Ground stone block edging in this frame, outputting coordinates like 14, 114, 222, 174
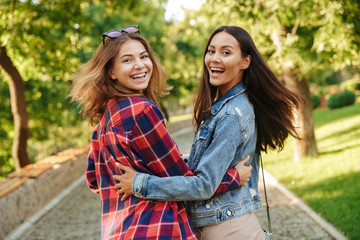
0, 145, 90, 239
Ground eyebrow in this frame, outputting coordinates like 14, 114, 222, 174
120, 50, 148, 59
208, 44, 235, 49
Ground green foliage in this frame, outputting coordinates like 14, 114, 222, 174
0, 0, 170, 177
311, 94, 321, 109
341, 78, 360, 91
327, 90, 356, 109
322, 72, 341, 85
263, 104, 360, 240
0, 72, 14, 177
167, 0, 360, 104
1, 0, 359, 179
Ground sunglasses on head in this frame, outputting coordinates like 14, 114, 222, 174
102, 25, 140, 45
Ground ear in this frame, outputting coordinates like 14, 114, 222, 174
108, 69, 116, 80
241, 55, 252, 70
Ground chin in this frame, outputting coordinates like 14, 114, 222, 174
136, 83, 149, 91
209, 80, 221, 87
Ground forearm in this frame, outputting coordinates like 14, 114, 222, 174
132, 115, 243, 201
133, 172, 216, 201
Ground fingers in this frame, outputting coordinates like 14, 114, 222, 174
240, 177, 250, 186
116, 185, 130, 200
114, 162, 135, 201
121, 193, 130, 201
114, 182, 122, 189
240, 155, 250, 164
115, 162, 131, 172
116, 189, 130, 201
117, 188, 124, 195
113, 174, 121, 181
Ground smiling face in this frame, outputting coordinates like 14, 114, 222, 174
109, 39, 153, 92
205, 32, 251, 97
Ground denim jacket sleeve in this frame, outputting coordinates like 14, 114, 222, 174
132, 114, 242, 201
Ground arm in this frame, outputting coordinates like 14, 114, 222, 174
86, 146, 100, 194
115, 105, 243, 198
115, 156, 251, 200
116, 115, 245, 201
212, 156, 251, 197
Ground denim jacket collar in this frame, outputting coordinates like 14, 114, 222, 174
211, 81, 246, 115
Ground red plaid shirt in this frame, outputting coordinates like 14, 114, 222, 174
86, 97, 241, 240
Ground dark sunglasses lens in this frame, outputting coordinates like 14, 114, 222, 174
107, 31, 122, 38
103, 26, 139, 45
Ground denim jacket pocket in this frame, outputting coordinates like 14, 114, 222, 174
198, 127, 209, 140
191, 125, 211, 167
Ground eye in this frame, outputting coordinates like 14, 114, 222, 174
141, 54, 149, 59
207, 49, 215, 54
122, 58, 132, 63
222, 50, 231, 55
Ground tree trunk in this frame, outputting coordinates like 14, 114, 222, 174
282, 65, 319, 161
0, 45, 30, 170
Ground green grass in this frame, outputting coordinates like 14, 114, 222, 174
263, 104, 360, 240
168, 113, 192, 123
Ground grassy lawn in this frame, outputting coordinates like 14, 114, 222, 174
263, 104, 360, 240
168, 113, 192, 123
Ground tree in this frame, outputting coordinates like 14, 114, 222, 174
1, 0, 92, 169
0, 0, 169, 173
265, 0, 359, 159
177, 0, 359, 160
0, 45, 30, 169
0, 0, 32, 169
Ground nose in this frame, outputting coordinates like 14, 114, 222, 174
134, 58, 145, 69
210, 52, 221, 63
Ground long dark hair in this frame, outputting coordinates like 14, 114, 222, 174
194, 26, 301, 152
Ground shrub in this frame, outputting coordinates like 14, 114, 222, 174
356, 83, 360, 90
312, 95, 321, 109
327, 90, 356, 109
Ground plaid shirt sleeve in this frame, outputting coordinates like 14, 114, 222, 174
86, 126, 100, 194
130, 104, 241, 196
212, 168, 240, 198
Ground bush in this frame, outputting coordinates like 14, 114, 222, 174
327, 90, 356, 109
356, 83, 360, 90
312, 95, 321, 109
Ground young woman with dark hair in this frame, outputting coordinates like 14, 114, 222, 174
115, 25, 301, 239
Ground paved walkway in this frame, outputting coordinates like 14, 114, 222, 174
14, 120, 346, 240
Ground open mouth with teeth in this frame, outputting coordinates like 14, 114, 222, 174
210, 67, 225, 74
131, 73, 146, 80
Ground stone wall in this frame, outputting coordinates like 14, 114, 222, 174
0, 145, 89, 239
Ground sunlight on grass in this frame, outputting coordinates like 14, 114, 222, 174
168, 113, 192, 123
263, 104, 360, 240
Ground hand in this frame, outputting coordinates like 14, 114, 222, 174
113, 163, 137, 201
235, 156, 252, 186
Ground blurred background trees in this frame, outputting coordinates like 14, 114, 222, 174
179, 0, 360, 161
0, 0, 359, 176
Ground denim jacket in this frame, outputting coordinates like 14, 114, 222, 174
132, 81, 262, 227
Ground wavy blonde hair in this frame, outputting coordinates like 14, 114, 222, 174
69, 33, 168, 125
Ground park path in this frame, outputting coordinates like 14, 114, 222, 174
16, 120, 344, 240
